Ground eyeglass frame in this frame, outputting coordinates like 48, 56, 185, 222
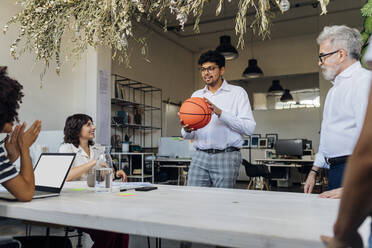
318, 50, 340, 63
199, 66, 218, 74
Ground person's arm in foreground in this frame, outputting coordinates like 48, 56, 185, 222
321, 89, 372, 247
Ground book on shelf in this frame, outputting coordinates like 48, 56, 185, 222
115, 82, 122, 99
120, 85, 127, 101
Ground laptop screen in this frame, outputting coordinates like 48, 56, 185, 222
35, 154, 75, 188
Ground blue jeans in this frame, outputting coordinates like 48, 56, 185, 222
327, 162, 346, 190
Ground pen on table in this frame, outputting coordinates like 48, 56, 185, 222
120, 187, 136, 192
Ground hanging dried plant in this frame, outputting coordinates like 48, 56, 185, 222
318, 0, 330, 15
3, 0, 329, 79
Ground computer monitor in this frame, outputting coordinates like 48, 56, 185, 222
275, 139, 303, 158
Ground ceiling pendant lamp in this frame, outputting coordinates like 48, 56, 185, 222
280, 89, 294, 102
280, 0, 291, 12
242, 59, 264, 78
268, 80, 284, 92
215, 35, 239, 60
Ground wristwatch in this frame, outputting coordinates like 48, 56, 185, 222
310, 169, 319, 175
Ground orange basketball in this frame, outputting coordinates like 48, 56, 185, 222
179, 97, 212, 130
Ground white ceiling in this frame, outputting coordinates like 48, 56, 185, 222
145, 0, 365, 53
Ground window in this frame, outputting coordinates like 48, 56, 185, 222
253, 88, 320, 110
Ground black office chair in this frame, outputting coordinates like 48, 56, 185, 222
0, 237, 21, 248
16, 223, 80, 248
242, 159, 270, 190
13, 236, 72, 248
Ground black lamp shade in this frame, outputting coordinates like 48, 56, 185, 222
215, 35, 239, 60
268, 80, 284, 92
242, 59, 263, 78
280, 89, 294, 102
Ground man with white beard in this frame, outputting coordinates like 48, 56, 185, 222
304, 25, 371, 195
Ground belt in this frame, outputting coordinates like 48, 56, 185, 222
325, 155, 349, 166
197, 147, 240, 154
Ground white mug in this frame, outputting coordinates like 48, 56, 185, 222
122, 143, 129, 152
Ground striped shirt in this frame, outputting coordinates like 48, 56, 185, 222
0, 138, 18, 184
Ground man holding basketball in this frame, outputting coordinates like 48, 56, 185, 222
180, 50, 256, 188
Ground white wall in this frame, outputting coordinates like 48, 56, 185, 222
253, 108, 321, 150
0, 1, 107, 135
234, 73, 322, 152
111, 24, 195, 144
235, 72, 319, 106
163, 103, 181, 137
0, 1, 80, 130
85, 46, 112, 144
111, 25, 195, 103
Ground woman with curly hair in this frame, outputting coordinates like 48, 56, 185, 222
0, 66, 41, 201
59, 113, 129, 248
59, 114, 126, 181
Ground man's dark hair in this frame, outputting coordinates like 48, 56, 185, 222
63, 114, 94, 148
198, 50, 225, 68
0, 66, 24, 131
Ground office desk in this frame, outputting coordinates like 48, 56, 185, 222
255, 158, 316, 186
255, 158, 314, 164
154, 157, 191, 185
0, 182, 370, 248
154, 157, 192, 163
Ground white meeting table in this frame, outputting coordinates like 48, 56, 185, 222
0, 182, 370, 248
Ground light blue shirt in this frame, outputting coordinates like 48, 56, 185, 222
181, 80, 256, 149
314, 61, 371, 168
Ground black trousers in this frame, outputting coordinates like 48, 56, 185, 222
327, 162, 346, 190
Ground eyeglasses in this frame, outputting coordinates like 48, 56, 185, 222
318, 50, 340, 63
199, 66, 217, 74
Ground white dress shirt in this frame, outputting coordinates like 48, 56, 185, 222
59, 143, 103, 180
181, 80, 256, 149
314, 61, 371, 168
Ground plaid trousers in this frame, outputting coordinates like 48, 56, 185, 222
187, 150, 241, 188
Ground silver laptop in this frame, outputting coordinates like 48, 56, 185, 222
0, 153, 75, 201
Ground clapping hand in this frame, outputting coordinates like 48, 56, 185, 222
4, 124, 21, 163
17, 121, 42, 152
